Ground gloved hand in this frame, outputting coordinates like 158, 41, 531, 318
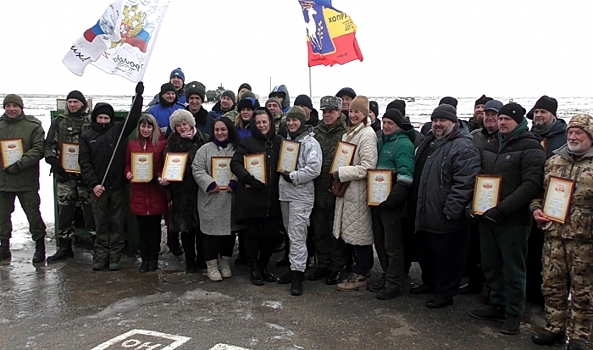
333, 170, 340, 182
483, 207, 504, 224
46, 156, 67, 177
135, 81, 144, 95
281, 171, 293, 183
6, 163, 19, 174
245, 174, 266, 190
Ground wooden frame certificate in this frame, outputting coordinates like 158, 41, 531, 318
367, 169, 393, 206
329, 141, 356, 174
244, 153, 267, 185
472, 175, 502, 215
131, 152, 153, 183
277, 139, 300, 173
60, 142, 81, 173
162, 152, 188, 182
211, 157, 232, 190
0, 138, 23, 169
543, 176, 575, 224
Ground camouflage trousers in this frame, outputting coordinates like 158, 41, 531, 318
542, 237, 593, 342
0, 191, 46, 241
90, 187, 127, 264
56, 180, 95, 239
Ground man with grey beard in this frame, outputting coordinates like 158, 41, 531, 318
409, 104, 481, 309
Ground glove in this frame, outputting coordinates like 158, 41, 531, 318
483, 207, 504, 224
6, 163, 19, 174
281, 171, 293, 183
245, 174, 266, 190
333, 170, 340, 182
379, 183, 408, 209
135, 81, 144, 95
46, 156, 67, 177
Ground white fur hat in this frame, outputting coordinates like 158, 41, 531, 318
169, 109, 195, 131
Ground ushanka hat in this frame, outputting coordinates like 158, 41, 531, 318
3, 94, 24, 109
431, 104, 457, 122
567, 114, 593, 140
320, 96, 342, 111
169, 109, 195, 130
532, 95, 558, 116
350, 96, 369, 116
498, 102, 526, 124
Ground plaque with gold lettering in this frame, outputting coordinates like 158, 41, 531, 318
0, 138, 23, 169
543, 176, 575, 225
131, 152, 153, 183
162, 152, 188, 182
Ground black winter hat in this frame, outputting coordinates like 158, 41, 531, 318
498, 102, 526, 124
336, 87, 356, 99
383, 109, 413, 131
431, 104, 458, 123
91, 102, 115, 121
439, 96, 458, 108
238, 83, 252, 94
386, 99, 406, 116
294, 94, 313, 110
475, 94, 493, 107
66, 90, 87, 105
369, 101, 379, 117
160, 83, 176, 95
532, 95, 558, 116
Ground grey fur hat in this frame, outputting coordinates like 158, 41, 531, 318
169, 109, 195, 131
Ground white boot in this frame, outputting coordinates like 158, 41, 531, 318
206, 260, 222, 281
220, 256, 232, 278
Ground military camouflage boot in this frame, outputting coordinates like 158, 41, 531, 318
0, 239, 11, 261
32, 238, 46, 264
47, 238, 74, 262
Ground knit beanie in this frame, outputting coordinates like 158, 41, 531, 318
386, 99, 406, 116
3, 94, 24, 109
170, 67, 185, 82
369, 101, 379, 117
238, 83, 252, 94
160, 82, 176, 95
169, 109, 196, 130
567, 114, 593, 140
265, 97, 282, 109
286, 106, 307, 138
221, 90, 236, 101
383, 108, 413, 131
439, 96, 458, 108
431, 104, 458, 122
336, 87, 356, 99
184, 81, 206, 102
91, 102, 115, 121
532, 95, 558, 116
475, 94, 493, 107
294, 95, 313, 110
498, 102, 526, 124
349, 96, 369, 116
66, 90, 87, 105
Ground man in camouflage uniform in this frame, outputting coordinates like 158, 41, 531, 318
307, 96, 348, 285
0, 94, 47, 264
530, 114, 593, 350
45, 90, 95, 262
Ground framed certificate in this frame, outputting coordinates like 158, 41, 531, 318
60, 142, 81, 173
277, 139, 301, 173
211, 157, 233, 190
162, 152, 188, 182
329, 141, 357, 174
0, 138, 24, 169
472, 175, 502, 215
244, 152, 267, 186
543, 176, 575, 224
131, 152, 153, 183
367, 170, 393, 206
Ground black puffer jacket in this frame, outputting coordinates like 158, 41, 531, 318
414, 122, 481, 234
481, 125, 545, 227
231, 109, 282, 222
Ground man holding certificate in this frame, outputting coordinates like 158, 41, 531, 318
529, 114, 593, 350
468, 103, 545, 336
276, 106, 322, 296
0, 94, 47, 264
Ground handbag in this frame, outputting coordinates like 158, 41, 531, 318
329, 174, 349, 198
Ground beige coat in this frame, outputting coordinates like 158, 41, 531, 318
333, 122, 378, 245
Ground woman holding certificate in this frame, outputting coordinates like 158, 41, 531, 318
160, 109, 211, 274
331, 96, 378, 292
125, 114, 167, 272
231, 107, 282, 286
192, 118, 242, 282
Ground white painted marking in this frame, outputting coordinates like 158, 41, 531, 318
90, 329, 190, 350
209, 344, 250, 350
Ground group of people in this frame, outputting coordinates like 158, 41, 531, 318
0, 67, 591, 349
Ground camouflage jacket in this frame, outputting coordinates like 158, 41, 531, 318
530, 144, 593, 241
313, 117, 347, 208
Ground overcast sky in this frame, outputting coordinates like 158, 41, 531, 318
1, 0, 591, 98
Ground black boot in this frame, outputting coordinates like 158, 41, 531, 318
32, 238, 45, 264
148, 258, 158, 272
277, 270, 293, 284
47, 238, 74, 262
249, 262, 264, 286
291, 271, 304, 296
0, 239, 11, 261
259, 258, 276, 282
139, 259, 149, 273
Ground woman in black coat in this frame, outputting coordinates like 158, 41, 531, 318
231, 107, 283, 285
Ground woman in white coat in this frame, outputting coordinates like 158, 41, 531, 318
332, 95, 378, 291
192, 118, 242, 281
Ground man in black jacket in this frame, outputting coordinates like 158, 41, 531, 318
469, 103, 545, 336
79, 82, 143, 271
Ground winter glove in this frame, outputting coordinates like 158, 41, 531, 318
245, 174, 266, 190
379, 183, 408, 209
46, 156, 67, 177
333, 170, 340, 182
483, 207, 504, 224
6, 163, 19, 174
281, 171, 293, 183
135, 81, 144, 95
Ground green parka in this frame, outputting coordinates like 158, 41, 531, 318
313, 116, 347, 208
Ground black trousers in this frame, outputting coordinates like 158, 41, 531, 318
418, 228, 470, 297
372, 207, 404, 287
243, 217, 282, 265
203, 233, 236, 261
352, 245, 374, 276
526, 224, 544, 304
402, 215, 418, 275
137, 215, 161, 261
181, 230, 204, 268
464, 222, 485, 286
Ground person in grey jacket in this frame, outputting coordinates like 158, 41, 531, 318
276, 106, 322, 296
410, 104, 481, 309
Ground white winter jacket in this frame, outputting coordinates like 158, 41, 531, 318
278, 130, 322, 203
